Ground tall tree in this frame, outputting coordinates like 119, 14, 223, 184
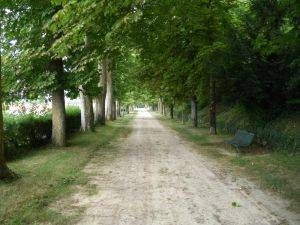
105, 60, 113, 120
191, 97, 198, 127
0, 37, 13, 179
50, 59, 67, 146
94, 59, 107, 124
100, 59, 109, 123
79, 86, 94, 132
3, 1, 69, 146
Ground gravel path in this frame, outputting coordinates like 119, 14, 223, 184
72, 109, 299, 225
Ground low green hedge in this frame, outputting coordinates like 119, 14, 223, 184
4, 106, 81, 160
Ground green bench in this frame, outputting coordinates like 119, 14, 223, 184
229, 130, 255, 148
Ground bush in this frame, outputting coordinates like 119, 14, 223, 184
65, 106, 81, 133
200, 105, 299, 153
4, 106, 81, 160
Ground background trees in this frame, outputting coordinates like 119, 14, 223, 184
0, 0, 299, 178
129, 0, 299, 124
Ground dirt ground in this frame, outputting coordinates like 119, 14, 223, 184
66, 109, 299, 225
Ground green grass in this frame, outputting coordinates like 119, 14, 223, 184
0, 114, 134, 225
157, 113, 300, 212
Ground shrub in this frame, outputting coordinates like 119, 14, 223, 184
66, 106, 81, 133
207, 105, 299, 153
3, 106, 81, 160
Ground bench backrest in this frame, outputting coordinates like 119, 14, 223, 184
233, 130, 255, 146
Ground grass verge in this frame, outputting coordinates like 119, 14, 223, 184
157, 114, 300, 212
0, 114, 134, 225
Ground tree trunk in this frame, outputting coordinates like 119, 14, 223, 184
0, 104, 12, 179
209, 76, 217, 134
162, 103, 165, 116
79, 86, 94, 132
100, 60, 108, 124
0, 50, 13, 179
94, 97, 101, 123
170, 103, 174, 119
191, 96, 198, 127
116, 100, 121, 117
95, 59, 107, 124
111, 100, 116, 120
105, 62, 113, 120
51, 59, 66, 147
158, 98, 163, 114
115, 100, 118, 117
181, 109, 184, 124
52, 89, 66, 146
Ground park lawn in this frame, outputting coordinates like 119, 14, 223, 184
158, 115, 300, 213
0, 114, 134, 225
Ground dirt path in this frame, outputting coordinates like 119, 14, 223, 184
71, 109, 299, 225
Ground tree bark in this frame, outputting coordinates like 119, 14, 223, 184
94, 59, 107, 124
100, 59, 108, 123
158, 98, 163, 114
105, 61, 113, 120
0, 49, 13, 179
191, 96, 198, 127
116, 100, 121, 117
0, 104, 12, 179
170, 103, 174, 119
79, 86, 94, 132
94, 97, 101, 123
51, 59, 66, 147
209, 76, 217, 134
112, 100, 116, 120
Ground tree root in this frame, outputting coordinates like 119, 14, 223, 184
0, 165, 19, 181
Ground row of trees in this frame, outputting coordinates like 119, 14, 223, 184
133, 0, 299, 128
1, 0, 299, 178
0, 0, 142, 179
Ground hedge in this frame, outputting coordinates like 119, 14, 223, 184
3, 106, 81, 160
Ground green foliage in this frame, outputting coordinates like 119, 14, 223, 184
3, 107, 81, 160
231, 201, 241, 207
2, 0, 299, 152
198, 104, 300, 152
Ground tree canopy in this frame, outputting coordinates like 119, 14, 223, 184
1, 0, 299, 108
0, 0, 299, 177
